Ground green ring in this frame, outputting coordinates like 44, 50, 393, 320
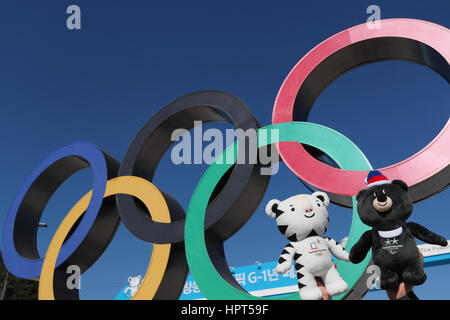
185, 121, 373, 300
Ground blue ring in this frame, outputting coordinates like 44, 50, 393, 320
1, 142, 109, 278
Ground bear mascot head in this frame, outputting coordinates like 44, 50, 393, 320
356, 171, 413, 231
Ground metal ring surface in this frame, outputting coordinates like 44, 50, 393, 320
39, 176, 188, 300
117, 90, 270, 244
1, 142, 120, 279
272, 19, 450, 207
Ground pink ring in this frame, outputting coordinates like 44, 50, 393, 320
272, 19, 450, 207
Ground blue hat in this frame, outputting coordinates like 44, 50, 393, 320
365, 170, 391, 189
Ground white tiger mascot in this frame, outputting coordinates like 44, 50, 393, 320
266, 191, 350, 300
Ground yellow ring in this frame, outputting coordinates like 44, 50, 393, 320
39, 176, 172, 300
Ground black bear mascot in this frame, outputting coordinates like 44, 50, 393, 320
349, 170, 448, 290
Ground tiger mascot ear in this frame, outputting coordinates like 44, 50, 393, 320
265, 199, 283, 218
312, 191, 330, 207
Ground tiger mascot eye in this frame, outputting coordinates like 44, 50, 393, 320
266, 191, 349, 300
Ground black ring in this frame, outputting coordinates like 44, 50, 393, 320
117, 90, 270, 244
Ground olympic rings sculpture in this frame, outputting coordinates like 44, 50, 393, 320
1, 19, 449, 300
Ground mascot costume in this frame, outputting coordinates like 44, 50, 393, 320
349, 170, 448, 290
266, 191, 350, 300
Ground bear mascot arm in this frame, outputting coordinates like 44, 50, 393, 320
406, 222, 448, 247
349, 230, 373, 264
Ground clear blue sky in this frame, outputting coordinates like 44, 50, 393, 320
0, 0, 448, 300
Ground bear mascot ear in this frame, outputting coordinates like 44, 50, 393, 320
392, 179, 408, 191
265, 199, 282, 218
312, 191, 330, 207
128, 277, 132, 282
356, 189, 367, 202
